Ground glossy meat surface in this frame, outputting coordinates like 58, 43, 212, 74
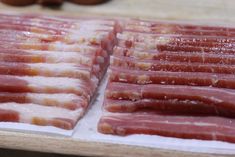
0, 13, 117, 129
99, 19, 235, 143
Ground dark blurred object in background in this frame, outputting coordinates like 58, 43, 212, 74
1, 0, 36, 6
0, 0, 108, 6
38, 0, 63, 6
69, 0, 108, 5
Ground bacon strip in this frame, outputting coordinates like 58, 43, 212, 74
0, 62, 92, 80
0, 93, 87, 110
105, 83, 235, 117
113, 46, 235, 65
124, 20, 235, 36
117, 38, 235, 54
118, 32, 235, 50
0, 75, 95, 99
104, 99, 219, 115
0, 15, 116, 51
111, 56, 235, 74
0, 50, 95, 64
125, 19, 235, 32
109, 66, 235, 89
0, 102, 83, 130
119, 31, 235, 43
98, 113, 235, 143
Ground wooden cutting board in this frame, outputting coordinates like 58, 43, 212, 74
0, 1, 234, 157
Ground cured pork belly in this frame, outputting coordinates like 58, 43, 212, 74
113, 46, 235, 65
99, 19, 235, 143
117, 38, 235, 54
105, 82, 235, 117
0, 13, 117, 129
111, 56, 235, 74
109, 66, 235, 89
98, 113, 235, 143
0, 102, 83, 130
0, 14, 117, 51
123, 19, 235, 35
0, 75, 95, 99
0, 93, 87, 110
0, 62, 93, 80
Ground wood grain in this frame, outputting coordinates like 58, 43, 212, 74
0, 0, 234, 156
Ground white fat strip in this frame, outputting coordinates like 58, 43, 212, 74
28, 63, 91, 76
49, 42, 98, 54
73, 23, 113, 32
27, 93, 86, 107
27, 50, 93, 65
67, 32, 108, 44
118, 32, 171, 45
16, 76, 86, 91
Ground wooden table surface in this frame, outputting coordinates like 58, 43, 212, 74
0, 0, 235, 157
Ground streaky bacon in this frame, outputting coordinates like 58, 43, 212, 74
0, 75, 96, 99
113, 46, 235, 64
105, 83, 235, 117
104, 99, 220, 115
111, 56, 235, 74
109, 66, 235, 89
0, 102, 83, 130
0, 93, 87, 110
0, 13, 117, 130
0, 62, 92, 80
117, 38, 235, 54
98, 113, 235, 143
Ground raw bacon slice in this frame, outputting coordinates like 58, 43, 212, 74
113, 46, 235, 65
0, 15, 117, 51
0, 93, 87, 110
118, 32, 235, 50
117, 38, 235, 54
0, 102, 83, 130
98, 113, 235, 143
0, 41, 107, 56
0, 50, 95, 65
104, 99, 219, 115
105, 83, 235, 117
0, 75, 95, 99
0, 62, 92, 80
124, 20, 235, 36
0, 13, 117, 130
0, 15, 116, 32
111, 56, 235, 74
0, 29, 114, 49
109, 66, 235, 89
119, 31, 235, 43
125, 19, 235, 31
